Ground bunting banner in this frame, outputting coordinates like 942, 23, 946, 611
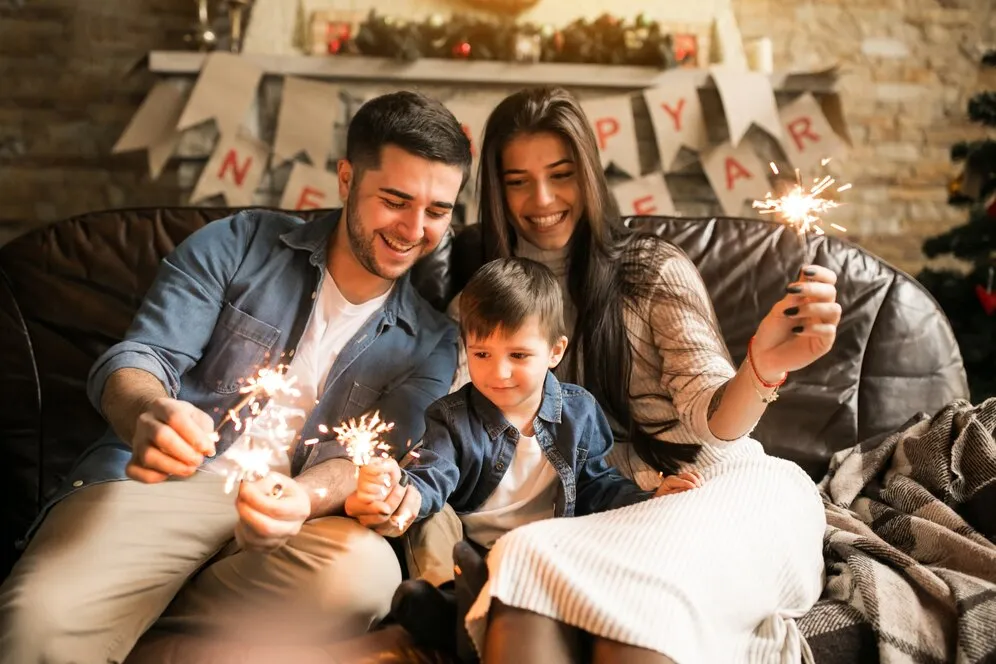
118, 58, 850, 219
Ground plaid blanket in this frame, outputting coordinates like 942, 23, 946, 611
797, 398, 996, 664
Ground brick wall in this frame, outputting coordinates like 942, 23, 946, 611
2, 0, 993, 277
0, 0, 194, 245
735, 0, 995, 274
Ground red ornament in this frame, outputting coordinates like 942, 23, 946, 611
325, 21, 351, 55
976, 284, 996, 315
452, 41, 471, 58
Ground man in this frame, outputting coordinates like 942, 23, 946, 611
0, 91, 471, 664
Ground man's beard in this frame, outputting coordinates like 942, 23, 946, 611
345, 187, 396, 280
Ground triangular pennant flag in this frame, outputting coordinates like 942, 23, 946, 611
190, 132, 269, 206
112, 80, 187, 179
177, 52, 263, 137
710, 67, 783, 146
581, 95, 641, 178
643, 70, 710, 171
278, 161, 341, 210
777, 93, 845, 172
273, 78, 340, 167
701, 141, 771, 215
613, 173, 677, 217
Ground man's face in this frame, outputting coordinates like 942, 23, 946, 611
338, 144, 464, 281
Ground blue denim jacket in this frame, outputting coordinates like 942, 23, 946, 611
405, 372, 653, 523
54, 209, 458, 509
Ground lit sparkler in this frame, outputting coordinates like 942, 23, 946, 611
333, 410, 395, 475
753, 160, 850, 238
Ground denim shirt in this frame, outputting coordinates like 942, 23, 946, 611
55, 209, 458, 510
405, 372, 653, 523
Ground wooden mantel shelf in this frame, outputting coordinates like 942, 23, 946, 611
148, 51, 838, 92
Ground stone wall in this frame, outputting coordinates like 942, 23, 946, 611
0, 0, 194, 245
2, 0, 994, 276
734, 0, 995, 273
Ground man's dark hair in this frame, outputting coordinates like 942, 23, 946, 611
346, 91, 472, 187
460, 257, 566, 345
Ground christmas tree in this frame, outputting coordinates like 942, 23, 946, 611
917, 51, 996, 401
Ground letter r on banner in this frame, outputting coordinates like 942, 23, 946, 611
787, 116, 820, 152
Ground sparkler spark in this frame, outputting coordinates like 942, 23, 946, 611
211, 366, 305, 494
753, 163, 850, 237
333, 411, 395, 472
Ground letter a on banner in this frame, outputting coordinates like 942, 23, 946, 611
190, 132, 269, 206
700, 141, 771, 215
580, 95, 641, 178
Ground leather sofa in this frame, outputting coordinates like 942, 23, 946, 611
0, 207, 970, 662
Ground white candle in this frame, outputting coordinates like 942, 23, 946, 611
746, 37, 774, 74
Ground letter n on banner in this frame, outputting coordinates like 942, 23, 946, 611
700, 141, 771, 215
279, 161, 341, 211
190, 132, 269, 207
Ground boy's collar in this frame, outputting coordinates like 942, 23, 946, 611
470, 371, 564, 440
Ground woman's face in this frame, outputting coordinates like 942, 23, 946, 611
500, 131, 581, 251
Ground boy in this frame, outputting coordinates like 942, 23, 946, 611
348, 257, 702, 654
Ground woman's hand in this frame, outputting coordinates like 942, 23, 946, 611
750, 265, 841, 381
655, 470, 704, 497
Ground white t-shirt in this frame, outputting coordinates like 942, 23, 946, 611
460, 433, 559, 549
207, 274, 392, 476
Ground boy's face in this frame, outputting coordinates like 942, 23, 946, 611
466, 315, 568, 417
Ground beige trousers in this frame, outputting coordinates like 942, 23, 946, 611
0, 472, 401, 664
402, 503, 464, 587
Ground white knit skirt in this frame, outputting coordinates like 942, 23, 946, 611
465, 439, 826, 664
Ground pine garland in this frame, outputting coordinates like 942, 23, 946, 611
968, 91, 996, 127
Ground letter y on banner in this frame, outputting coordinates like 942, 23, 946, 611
581, 95, 641, 178
643, 70, 710, 171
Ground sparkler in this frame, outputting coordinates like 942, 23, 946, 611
332, 410, 395, 475
753, 160, 850, 238
206, 366, 306, 494
752, 159, 851, 277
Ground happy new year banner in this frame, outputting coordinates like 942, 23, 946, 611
114, 58, 849, 213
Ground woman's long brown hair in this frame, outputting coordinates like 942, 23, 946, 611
477, 86, 713, 474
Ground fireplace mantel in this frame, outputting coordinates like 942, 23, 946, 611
148, 51, 838, 92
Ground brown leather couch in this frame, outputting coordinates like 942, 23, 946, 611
0, 207, 970, 662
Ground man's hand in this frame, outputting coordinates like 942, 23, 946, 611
234, 472, 311, 552
125, 397, 216, 483
345, 458, 421, 537
655, 470, 704, 497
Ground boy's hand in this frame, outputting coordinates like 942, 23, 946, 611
655, 470, 704, 497
345, 458, 421, 536
234, 472, 311, 552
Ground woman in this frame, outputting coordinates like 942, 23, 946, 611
461, 87, 836, 663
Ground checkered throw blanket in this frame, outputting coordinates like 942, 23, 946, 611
797, 398, 996, 664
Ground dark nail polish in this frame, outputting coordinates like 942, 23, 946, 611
792, 325, 805, 334
787, 285, 802, 294
802, 267, 817, 276
783, 306, 799, 316
399, 473, 409, 487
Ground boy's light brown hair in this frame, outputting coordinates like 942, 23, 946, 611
460, 257, 566, 345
